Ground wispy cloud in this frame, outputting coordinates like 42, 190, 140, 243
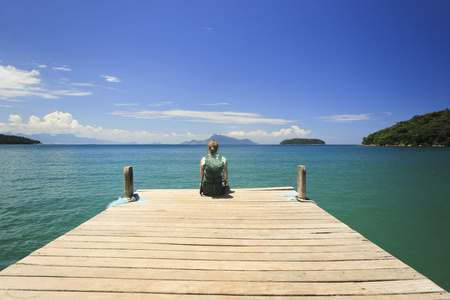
317, 114, 371, 122
114, 103, 138, 106
1, 65, 41, 90
70, 82, 125, 92
228, 125, 311, 138
52, 65, 71, 71
200, 102, 229, 106
0, 65, 91, 101
111, 109, 292, 125
4, 99, 24, 102
71, 82, 97, 87
148, 101, 174, 107
30, 62, 47, 69
52, 90, 92, 97
102, 75, 121, 83
0, 65, 55, 100
202, 27, 215, 34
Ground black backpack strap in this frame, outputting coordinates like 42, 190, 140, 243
200, 182, 204, 196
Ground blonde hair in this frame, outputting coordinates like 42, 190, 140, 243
208, 140, 219, 154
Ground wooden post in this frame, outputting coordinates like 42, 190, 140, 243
297, 165, 306, 200
124, 166, 133, 198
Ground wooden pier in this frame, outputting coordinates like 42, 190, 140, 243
0, 186, 448, 299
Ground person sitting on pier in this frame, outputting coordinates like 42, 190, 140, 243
200, 140, 230, 196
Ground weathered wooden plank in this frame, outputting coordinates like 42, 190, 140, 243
45, 240, 384, 253
66, 229, 361, 239
0, 276, 444, 295
97, 210, 330, 218
1, 264, 425, 282
1, 290, 448, 300
88, 216, 340, 223
77, 220, 348, 228
30, 247, 392, 261
51, 234, 391, 246
136, 187, 295, 193
15, 255, 405, 270
95, 211, 331, 218
75, 222, 355, 231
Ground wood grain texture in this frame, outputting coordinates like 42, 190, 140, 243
1, 187, 448, 299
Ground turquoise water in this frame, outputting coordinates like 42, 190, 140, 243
0, 145, 449, 291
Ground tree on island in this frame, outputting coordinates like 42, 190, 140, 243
280, 138, 325, 145
362, 109, 450, 147
0, 134, 41, 145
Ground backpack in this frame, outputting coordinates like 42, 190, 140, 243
201, 155, 226, 196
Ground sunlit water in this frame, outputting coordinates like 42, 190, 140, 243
0, 144, 449, 290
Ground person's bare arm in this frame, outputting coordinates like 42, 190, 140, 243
200, 160, 204, 180
225, 161, 228, 180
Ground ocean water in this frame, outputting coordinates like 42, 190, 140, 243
0, 144, 449, 291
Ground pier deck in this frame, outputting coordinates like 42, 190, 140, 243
0, 187, 448, 299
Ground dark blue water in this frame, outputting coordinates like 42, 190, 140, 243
0, 145, 449, 291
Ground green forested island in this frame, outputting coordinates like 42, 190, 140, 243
362, 109, 450, 147
280, 138, 325, 145
0, 134, 41, 145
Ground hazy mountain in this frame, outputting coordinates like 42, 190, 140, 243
11, 133, 119, 144
181, 134, 257, 145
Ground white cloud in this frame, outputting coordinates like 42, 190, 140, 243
0, 65, 56, 100
228, 125, 311, 139
0, 65, 91, 100
71, 82, 124, 92
317, 114, 371, 122
0, 111, 159, 143
114, 103, 138, 106
4, 99, 24, 102
148, 101, 174, 107
52, 90, 92, 97
111, 109, 292, 124
52, 66, 71, 71
0, 65, 42, 90
9, 114, 22, 124
102, 75, 121, 83
37, 64, 47, 68
0, 111, 309, 144
71, 82, 97, 87
200, 102, 229, 106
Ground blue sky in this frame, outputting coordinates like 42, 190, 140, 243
1, 0, 449, 144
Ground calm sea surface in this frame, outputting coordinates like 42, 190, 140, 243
0, 144, 449, 290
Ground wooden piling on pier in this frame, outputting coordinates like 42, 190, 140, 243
297, 165, 306, 199
123, 166, 133, 198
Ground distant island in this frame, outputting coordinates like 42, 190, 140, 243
362, 109, 450, 147
181, 134, 258, 145
0, 134, 41, 145
280, 138, 325, 145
